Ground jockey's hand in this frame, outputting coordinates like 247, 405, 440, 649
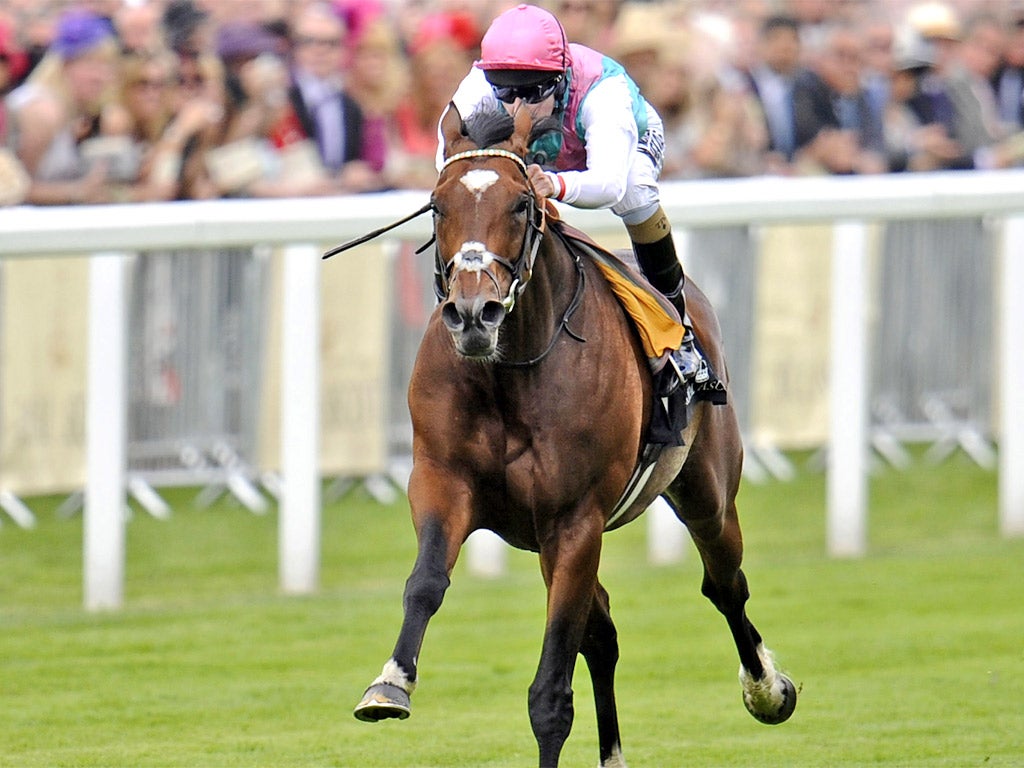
527, 164, 556, 198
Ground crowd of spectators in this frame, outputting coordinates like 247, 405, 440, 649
2, 0, 1024, 207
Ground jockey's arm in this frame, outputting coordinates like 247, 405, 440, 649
547, 75, 637, 209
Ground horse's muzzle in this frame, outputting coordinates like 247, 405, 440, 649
440, 296, 506, 358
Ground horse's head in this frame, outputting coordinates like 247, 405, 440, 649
433, 103, 545, 359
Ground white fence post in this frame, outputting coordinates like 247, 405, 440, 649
827, 222, 870, 558
84, 252, 131, 611
466, 529, 507, 577
647, 496, 687, 564
279, 244, 321, 594
1000, 217, 1024, 537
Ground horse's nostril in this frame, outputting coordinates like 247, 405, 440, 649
440, 301, 463, 331
480, 300, 506, 328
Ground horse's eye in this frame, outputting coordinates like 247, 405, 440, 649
512, 196, 530, 216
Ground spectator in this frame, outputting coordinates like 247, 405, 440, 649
5, 9, 120, 205
157, 0, 229, 200
609, 2, 667, 98
269, 2, 382, 194
557, 0, 622, 52
114, 0, 164, 55
791, 21, 887, 174
861, 12, 896, 121
1, 15, 28, 137
0, 16, 30, 206
345, 16, 407, 176
744, 14, 803, 173
883, 27, 963, 172
994, 10, 1024, 132
906, 1, 961, 76
647, 11, 767, 180
163, 0, 215, 60
109, 49, 223, 201
387, 13, 478, 189
204, 19, 326, 198
945, 11, 1024, 170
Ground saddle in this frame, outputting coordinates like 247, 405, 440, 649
549, 210, 726, 446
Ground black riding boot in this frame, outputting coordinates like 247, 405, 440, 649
632, 232, 703, 383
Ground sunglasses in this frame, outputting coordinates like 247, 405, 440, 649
491, 75, 562, 105
131, 78, 169, 90
296, 35, 341, 48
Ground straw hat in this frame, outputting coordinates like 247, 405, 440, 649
612, 3, 673, 60
906, 1, 961, 42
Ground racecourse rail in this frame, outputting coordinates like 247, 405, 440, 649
2, 169, 1023, 611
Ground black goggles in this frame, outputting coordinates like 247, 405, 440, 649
491, 75, 563, 105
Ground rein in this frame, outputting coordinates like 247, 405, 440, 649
322, 201, 435, 260
496, 231, 587, 368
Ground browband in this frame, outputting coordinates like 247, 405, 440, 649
442, 148, 528, 175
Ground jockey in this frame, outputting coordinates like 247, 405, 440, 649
437, 3, 703, 385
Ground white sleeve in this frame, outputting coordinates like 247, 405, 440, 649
556, 75, 638, 209
435, 68, 501, 171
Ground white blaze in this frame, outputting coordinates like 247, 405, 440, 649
460, 169, 499, 200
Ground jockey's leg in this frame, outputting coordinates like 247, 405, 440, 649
627, 207, 701, 382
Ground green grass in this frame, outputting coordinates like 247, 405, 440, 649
2, 452, 1022, 767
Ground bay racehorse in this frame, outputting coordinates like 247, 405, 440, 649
350, 103, 796, 767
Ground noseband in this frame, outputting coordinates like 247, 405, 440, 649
434, 149, 546, 313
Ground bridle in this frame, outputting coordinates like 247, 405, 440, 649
322, 144, 586, 368
433, 148, 546, 315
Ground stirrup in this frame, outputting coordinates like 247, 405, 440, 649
675, 330, 708, 384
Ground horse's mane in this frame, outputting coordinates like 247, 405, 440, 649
462, 108, 562, 157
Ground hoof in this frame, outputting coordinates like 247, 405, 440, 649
743, 673, 797, 725
353, 683, 412, 722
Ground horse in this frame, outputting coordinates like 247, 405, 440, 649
351, 103, 796, 767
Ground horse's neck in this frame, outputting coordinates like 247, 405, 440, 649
505, 234, 573, 346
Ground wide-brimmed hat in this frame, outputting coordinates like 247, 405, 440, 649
216, 21, 279, 60
906, 1, 961, 42
51, 10, 114, 59
612, 3, 673, 60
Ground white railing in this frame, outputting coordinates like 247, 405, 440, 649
2, 169, 1023, 610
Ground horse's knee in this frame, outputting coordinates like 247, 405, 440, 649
403, 566, 449, 617
528, 680, 574, 745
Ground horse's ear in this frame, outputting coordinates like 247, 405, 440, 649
440, 102, 467, 158
511, 106, 533, 156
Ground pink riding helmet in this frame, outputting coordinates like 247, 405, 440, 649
477, 3, 568, 73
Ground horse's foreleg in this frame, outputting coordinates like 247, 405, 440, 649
684, 501, 797, 726
354, 515, 462, 722
580, 582, 628, 768
530, 514, 604, 768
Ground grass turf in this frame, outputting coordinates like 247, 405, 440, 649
1, 451, 1022, 767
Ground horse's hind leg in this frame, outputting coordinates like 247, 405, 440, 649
674, 494, 797, 726
354, 514, 464, 722
580, 582, 627, 768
